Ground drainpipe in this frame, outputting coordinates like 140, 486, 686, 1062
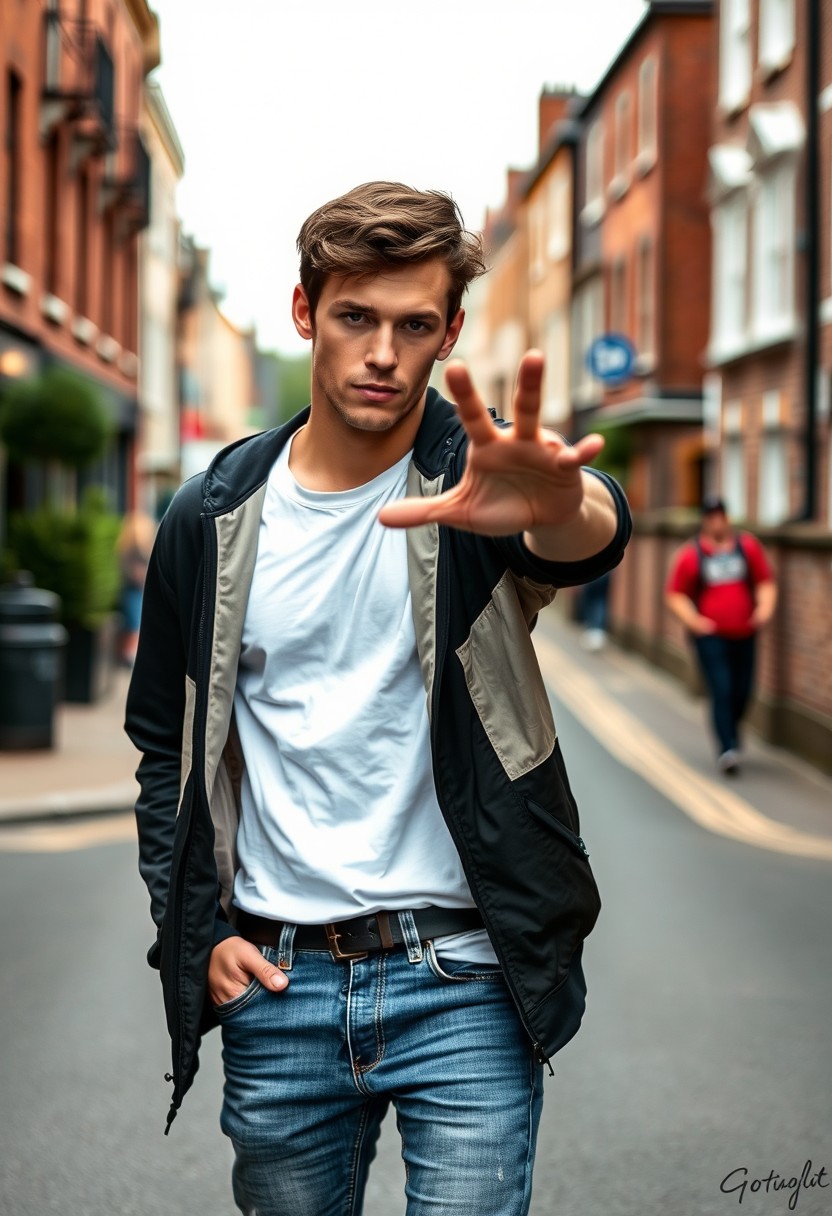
801, 0, 820, 520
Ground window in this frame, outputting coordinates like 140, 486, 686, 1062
721, 401, 746, 519
719, 0, 752, 111
712, 193, 749, 351
752, 162, 796, 338
610, 257, 628, 334
584, 120, 605, 220
757, 391, 789, 523
636, 237, 655, 360
76, 167, 89, 316
758, 0, 795, 71
542, 308, 569, 424
572, 276, 604, 405
547, 170, 570, 261
44, 131, 60, 294
613, 91, 632, 187
5, 71, 22, 265
529, 196, 546, 280
101, 210, 115, 335
637, 58, 657, 162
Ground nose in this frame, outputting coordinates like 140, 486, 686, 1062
366, 325, 398, 372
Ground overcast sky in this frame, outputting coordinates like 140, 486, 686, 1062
150, 0, 647, 354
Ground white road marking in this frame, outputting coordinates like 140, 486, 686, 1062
534, 632, 832, 862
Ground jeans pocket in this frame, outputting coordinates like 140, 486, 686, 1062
213, 976, 265, 1019
425, 941, 504, 984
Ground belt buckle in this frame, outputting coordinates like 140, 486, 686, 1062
324, 923, 368, 961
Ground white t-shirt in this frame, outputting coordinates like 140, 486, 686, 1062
232, 433, 496, 964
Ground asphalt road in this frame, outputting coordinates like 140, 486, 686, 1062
0, 694, 830, 1216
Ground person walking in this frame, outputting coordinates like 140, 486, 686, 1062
665, 496, 776, 775
125, 181, 631, 1216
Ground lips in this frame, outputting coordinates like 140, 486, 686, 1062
352, 383, 401, 402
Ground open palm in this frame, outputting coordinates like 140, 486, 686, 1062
379, 351, 605, 535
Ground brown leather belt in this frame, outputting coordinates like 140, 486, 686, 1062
236, 906, 484, 960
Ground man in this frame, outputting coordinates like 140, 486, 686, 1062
665, 496, 776, 775
126, 181, 631, 1216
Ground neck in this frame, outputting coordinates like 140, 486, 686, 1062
289, 394, 426, 491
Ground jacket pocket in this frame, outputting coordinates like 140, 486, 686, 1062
523, 796, 591, 860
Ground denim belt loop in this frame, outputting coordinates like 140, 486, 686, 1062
397, 910, 424, 963
277, 922, 296, 971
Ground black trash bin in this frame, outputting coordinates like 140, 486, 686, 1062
0, 574, 68, 750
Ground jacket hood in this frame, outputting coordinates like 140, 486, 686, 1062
201, 388, 463, 516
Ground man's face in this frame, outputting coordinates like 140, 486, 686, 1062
292, 258, 463, 437
701, 508, 730, 542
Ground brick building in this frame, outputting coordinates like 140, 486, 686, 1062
137, 78, 183, 520
610, 0, 832, 772
177, 236, 260, 483
704, 0, 827, 527
571, 0, 715, 510
0, 0, 158, 523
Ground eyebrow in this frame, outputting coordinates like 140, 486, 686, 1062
330, 298, 443, 323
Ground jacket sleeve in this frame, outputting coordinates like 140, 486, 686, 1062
124, 486, 200, 962
492, 468, 632, 587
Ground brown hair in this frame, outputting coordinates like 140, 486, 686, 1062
296, 181, 487, 325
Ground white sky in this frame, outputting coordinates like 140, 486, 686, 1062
150, 0, 647, 354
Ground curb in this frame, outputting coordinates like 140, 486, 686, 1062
0, 782, 138, 827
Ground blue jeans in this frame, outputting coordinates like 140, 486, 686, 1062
693, 633, 756, 754
216, 916, 544, 1215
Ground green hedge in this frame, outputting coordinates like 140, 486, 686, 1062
8, 494, 121, 629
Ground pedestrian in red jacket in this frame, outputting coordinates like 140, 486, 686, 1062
665, 496, 777, 774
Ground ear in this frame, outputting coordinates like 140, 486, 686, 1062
436, 308, 465, 362
292, 284, 314, 341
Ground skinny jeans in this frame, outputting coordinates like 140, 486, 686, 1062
216, 917, 544, 1216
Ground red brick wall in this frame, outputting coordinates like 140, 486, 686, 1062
0, 0, 146, 391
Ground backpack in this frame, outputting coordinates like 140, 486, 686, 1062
691, 533, 756, 608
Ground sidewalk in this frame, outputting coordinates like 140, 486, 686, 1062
0, 667, 139, 823
535, 607, 832, 852
1, 618, 831, 847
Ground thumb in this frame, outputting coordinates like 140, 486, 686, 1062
240, 939, 289, 991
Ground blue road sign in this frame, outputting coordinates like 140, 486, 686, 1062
587, 334, 636, 385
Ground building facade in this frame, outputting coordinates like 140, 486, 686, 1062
137, 78, 183, 520
0, 0, 158, 524
572, 0, 715, 511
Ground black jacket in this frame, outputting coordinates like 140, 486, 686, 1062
125, 389, 631, 1130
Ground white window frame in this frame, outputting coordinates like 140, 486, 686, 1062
711, 192, 749, 356
547, 169, 570, 262
610, 91, 632, 198
751, 160, 797, 342
635, 236, 655, 365
721, 401, 747, 520
636, 57, 658, 172
582, 120, 605, 224
758, 0, 795, 74
719, 0, 752, 113
572, 276, 604, 406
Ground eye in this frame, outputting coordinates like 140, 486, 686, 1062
341, 311, 366, 325
404, 320, 429, 333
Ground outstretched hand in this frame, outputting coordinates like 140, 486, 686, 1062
378, 351, 606, 536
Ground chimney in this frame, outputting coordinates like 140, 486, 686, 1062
538, 88, 574, 156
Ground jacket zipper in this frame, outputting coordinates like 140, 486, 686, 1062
428, 451, 554, 1076
166, 512, 218, 1133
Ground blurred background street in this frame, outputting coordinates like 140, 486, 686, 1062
1, 0, 832, 1212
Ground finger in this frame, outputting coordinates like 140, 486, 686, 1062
511, 350, 545, 441
444, 361, 498, 447
378, 493, 457, 529
238, 940, 289, 991
549, 432, 605, 469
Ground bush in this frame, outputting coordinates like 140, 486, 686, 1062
8, 491, 121, 629
0, 367, 111, 468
